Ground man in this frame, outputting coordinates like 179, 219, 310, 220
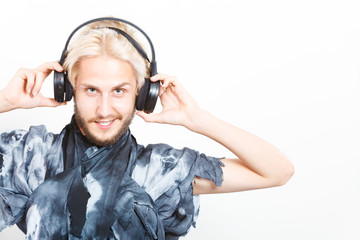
0, 18, 294, 239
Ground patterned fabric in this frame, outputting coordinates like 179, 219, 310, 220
0, 119, 224, 239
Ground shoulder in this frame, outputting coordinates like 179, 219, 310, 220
131, 143, 200, 199
0, 125, 62, 191
0, 125, 57, 153
131, 143, 213, 235
135, 143, 200, 172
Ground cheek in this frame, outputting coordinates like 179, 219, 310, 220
74, 95, 96, 116
113, 95, 137, 112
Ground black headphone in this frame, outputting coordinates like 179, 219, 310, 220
53, 17, 160, 113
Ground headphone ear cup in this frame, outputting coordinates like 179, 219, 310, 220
54, 70, 65, 102
136, 78, 160, 113
144, 80, 160, 113
64, 75, 73, 102
136, 78, 150, 111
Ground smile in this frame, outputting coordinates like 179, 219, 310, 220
95, 119, 116, 129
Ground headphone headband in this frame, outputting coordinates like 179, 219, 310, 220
54, 17, 160, 113
59, 17, 156, 66
107, 27, 150, 63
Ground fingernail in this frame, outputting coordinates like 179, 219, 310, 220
56, 102, 66, 106
33, 91, 38, 96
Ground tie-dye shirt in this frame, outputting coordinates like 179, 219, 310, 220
0, 124, 223, 239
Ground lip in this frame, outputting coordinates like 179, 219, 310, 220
95, 119, 117, 130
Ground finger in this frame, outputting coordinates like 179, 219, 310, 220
150, 73, 171, 82
151, 74, 177, 90
159, 78, 182, 96
136, 111, 162, 123
159, 80, 175, 97
38, 96, 66, 108
19, 69, 36, 94
163, 77, 177, 89
159, 86, 166, 97
151, 73, 176, 87
32, 71, 46, 96
32, 62, 63, 96
36, 61, 63, 75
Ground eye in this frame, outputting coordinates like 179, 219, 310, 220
87, 88, 97, 94
113, 89, 124, 95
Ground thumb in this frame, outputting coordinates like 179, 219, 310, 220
136, 111, 162, 123
38, 96, 66, 108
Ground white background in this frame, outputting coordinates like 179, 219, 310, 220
0, 0, 360, 239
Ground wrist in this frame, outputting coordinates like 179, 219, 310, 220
0, 89, 16, 113
186, 108, 214, 134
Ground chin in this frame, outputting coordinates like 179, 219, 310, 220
74, 104, 135, 147
85, 126, 128, 147
82, 117, 134, 147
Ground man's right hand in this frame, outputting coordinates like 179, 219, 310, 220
0, 62, 65, 113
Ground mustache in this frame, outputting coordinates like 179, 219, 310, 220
88, 115, 123, 122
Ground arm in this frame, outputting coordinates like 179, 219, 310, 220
0, 62, 66, 229
0, 62, 64, 113
137, 74, 294, 195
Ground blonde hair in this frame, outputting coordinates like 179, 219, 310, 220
63, 20, 149, 92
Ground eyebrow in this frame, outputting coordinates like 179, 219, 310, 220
80, 82, 133, 90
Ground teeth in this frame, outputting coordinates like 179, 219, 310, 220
97, 120, 113, 126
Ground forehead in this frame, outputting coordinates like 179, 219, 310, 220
76, 56, 137, 87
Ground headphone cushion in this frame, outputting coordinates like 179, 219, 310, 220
136, 78, 150, 111
144, 80, 160, 113
64, 76, 73, 102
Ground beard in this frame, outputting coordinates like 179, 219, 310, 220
74, 103, 135, 147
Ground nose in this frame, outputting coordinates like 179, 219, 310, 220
96, 94, 113, 118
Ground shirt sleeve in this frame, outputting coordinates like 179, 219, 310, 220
0, 125, 61, 231
131, 143, 224, 238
